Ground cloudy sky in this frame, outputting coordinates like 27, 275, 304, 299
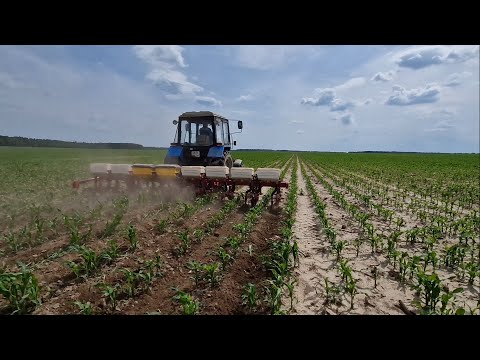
0, 45, 478, 152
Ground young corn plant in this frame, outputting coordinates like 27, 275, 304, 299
192, 229, 204, 243
127, 225, 138, 252
100, 283, 120, 312
354, 237, 362, 257
79, 246, 100, 276
154, 219, 169, 235
345, 277, 358, 309
414, 271, 441, 314
286, 280, 296, 312
333, 240, 347, 262
74, 301, 93, 315
176, 231, 191, 256
225, 236, 241, 255
173, 290, 199, 315
186, 260, 204, 286
101, 239, 120, 265
241, 283, 258, 311
265, 280, 283, 315
0, 263, 41, 314
217, 246, 233, 271
324, 278, 342, 305
121, 268, 137, 297
203, 262, 221, 288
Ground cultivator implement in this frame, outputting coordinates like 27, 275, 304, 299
72, 163, 288, 207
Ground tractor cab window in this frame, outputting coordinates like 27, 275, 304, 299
215, 119, 224, 145
181, 120, 213, 146
181, 122, 197, 145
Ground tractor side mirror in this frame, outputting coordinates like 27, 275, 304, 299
234, 140, 237, 146
237, 121, 243, 129
173, 120, 178, 125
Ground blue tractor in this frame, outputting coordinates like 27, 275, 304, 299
164, 111, 244, 169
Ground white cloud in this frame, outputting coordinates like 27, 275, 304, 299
195, 96, 222, 107
330, 98, 355, 112
134, 45, 187, 68
371, 71, 393, 82
301, 88, 336, 106
444, 72, 472, 87
336, 77, 366, 90
296, 129, 305, 134
385, 83, 441, 106
395, 45, 479, 70
133, 45, 202, 96
291, 119, 304, 124
237, 94, 253, 102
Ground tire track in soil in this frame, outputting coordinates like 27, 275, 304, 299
291, 158, 336, 315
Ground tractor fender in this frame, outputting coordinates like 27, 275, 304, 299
164, 146, 183, 164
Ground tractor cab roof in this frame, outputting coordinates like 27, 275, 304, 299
179, 111, 229, 121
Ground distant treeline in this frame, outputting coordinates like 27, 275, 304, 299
0, 135, 147, 149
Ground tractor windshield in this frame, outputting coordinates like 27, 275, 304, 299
180, 119, 214, 146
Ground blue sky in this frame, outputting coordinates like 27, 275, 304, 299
0, 45, 478, 152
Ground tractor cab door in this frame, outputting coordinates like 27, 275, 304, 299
214, 118, 231, 147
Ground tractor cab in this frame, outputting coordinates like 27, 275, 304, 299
164, 111, 243, 168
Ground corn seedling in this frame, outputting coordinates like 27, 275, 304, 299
286, 280, 296, 311
173, 290, 199, 315
464, 261, 479, 284
345, 277, 358, 309
265, 280, 283, 315
414, 271, 441, 314
101, 239, 120, 264
192, 229, 204, 243
74, 301, 93, 315
324, 278, 342, 305
241, 283, 258, 311
121, 268, 137, 297
100, 283, 119, 311
0, 263, 41, 314
186, 260, 203, 286
127, 225, 138, 251
354, 237, 362, 257
155, 219, 168, 235
203, 262, 221, 288
217, 246, 233, 270
333, 240, 347, 261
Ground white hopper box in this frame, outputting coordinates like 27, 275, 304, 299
255, 168, 281, 181
205, 166, 229, 179
90, 163, 111, 175
110, 164, 132, 175
230, 167, 254, 179
181, 166, 206, 178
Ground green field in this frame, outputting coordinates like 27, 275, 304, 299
1, 148, 479, 315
